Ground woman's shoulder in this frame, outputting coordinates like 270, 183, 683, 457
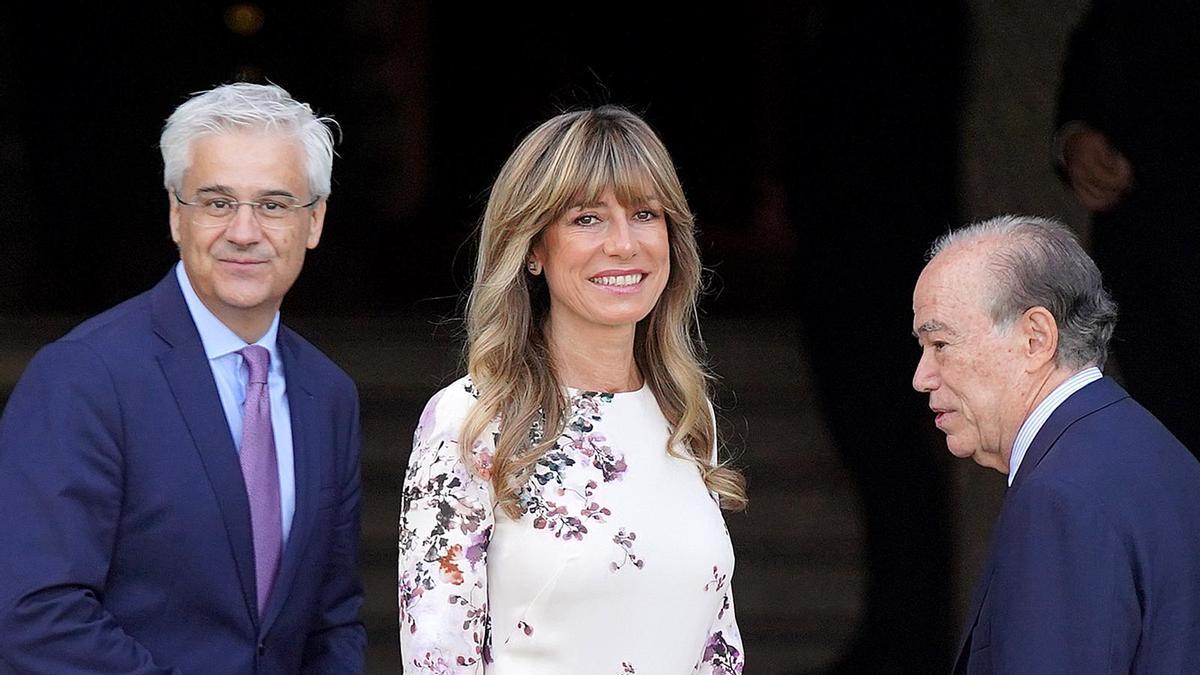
414, 375, 480, 437
427, 374, 482, 408
409, 375, 497, 479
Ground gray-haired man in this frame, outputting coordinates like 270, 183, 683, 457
912, 215, 1200, 672
0, 83, 366, 673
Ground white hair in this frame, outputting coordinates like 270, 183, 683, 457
160, 82, 338, 197
929, 215, 1118, 369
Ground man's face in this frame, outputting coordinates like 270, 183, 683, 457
169, 131, 324, 335
911, 243, 1028, 473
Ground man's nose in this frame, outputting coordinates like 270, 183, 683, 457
912, 350, 939, 392
224, 204, 262, 244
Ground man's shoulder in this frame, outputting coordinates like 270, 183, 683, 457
1058, 392, 1190, 462
277, 324, 357, 397
27, 286, 167, 380
1030, 393, 1200, 512
6, 285, 167, 411
60, 287, 158, 349
1042, 378, 1182, 462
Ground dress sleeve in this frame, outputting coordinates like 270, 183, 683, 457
695, 591, 746, 675
694, 399, 746, 674
399, 385, 495, 673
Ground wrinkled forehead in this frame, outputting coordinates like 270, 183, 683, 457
925, 243, 995, 289
915, 252, 992, 316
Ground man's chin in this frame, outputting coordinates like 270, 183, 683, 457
968, 450, 1008, 474
944, 438, 978, 460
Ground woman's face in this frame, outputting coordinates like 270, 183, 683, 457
532, 188, 671, 338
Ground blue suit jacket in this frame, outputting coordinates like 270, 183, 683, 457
0, 271, 366, 673
954, 377, 1200, 673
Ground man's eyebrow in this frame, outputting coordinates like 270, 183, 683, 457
196, 185, 236, 195
196, 185, 300, 200
913, 320, 953, 338
257, 189, 301, 199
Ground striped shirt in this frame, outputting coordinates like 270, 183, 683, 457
1008, 367, 1103, 486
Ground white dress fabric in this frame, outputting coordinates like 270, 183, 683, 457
399, 376, 744, 674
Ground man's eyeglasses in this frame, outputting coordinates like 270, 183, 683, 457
173, 191, 320, 230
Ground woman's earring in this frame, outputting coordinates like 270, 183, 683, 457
527, 259, 542, 275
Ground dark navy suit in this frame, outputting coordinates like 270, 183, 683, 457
954, 377, 1200, 673
0, 271, 365, 673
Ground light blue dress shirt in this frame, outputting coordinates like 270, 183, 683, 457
175, 263, 296, 544
1007, 366, 1103, 486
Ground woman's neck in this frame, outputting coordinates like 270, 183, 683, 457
546, 317, 641, 393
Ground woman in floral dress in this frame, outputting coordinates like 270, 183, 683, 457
399, 106, 747, 674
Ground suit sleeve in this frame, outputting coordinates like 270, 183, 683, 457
984, 477, 1140, 671
301, 384, 368, 672
0, 341, 176, 674
399, 387, 494, 673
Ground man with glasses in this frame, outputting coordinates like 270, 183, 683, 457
0, 83, 366, 673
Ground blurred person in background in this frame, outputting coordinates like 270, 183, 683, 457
1056, 0, 1200, 457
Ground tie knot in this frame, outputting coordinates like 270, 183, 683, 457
240, 345, 270, 385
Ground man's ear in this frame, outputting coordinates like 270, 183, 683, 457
168, 190, 183, 245
1021, 305, 1059, 369
305, 199, 327, 249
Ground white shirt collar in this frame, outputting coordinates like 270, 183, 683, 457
174, 262, 281, 362
1007, 366, 1103, 486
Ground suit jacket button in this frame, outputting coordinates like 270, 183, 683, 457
257, 642, 266, 656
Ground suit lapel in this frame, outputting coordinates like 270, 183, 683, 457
261, 327, 320, 635
952, 505, 1002, 671
1009, 377, 1129, 494
954, 376, 1130, 669
151, 272, 259, 626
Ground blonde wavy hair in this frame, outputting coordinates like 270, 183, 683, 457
462, 105, 747, 518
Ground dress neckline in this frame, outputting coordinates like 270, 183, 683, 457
564, 383, 649, 398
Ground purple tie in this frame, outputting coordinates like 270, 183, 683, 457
239, 345, 282, 615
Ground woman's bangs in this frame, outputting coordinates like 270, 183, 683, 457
557, 139, 664, 214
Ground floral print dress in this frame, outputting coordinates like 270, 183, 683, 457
399, 377, 744, 674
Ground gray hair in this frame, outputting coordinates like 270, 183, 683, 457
929, 215, 1118, 369
160, 83, 338, 198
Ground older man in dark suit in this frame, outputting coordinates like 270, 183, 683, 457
912, 215, 1200, 673
0, 83, 365, 673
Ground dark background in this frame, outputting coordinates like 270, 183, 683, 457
1, 2, 960, 319
4, 1, 787, 317
0, 2, 1088, 672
